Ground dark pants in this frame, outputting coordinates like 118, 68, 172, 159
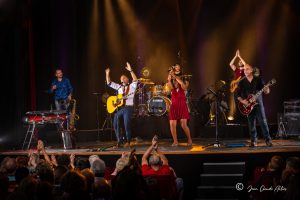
247, 103, 271, 143
55, 99, 69, 129
55, 99, 69, 111
113, 106, 134, 143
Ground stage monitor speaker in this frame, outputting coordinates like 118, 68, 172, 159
278, 113, 300, 136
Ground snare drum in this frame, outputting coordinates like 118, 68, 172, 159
148, 96, 171, 116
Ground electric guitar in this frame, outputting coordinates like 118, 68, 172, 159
106, 88, 141, 114
238, 79, 276, 116
230, 76, 245, 93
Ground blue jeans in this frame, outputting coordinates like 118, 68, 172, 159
55, 99, 69, 111
113, 106, 134, 143
247, 103, 271, 143
55, 99, 69, 129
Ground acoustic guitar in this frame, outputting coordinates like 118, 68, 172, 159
106, 89, 140, 114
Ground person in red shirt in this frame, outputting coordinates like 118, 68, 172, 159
229, 49, 246, 80
141, 136, 171, 176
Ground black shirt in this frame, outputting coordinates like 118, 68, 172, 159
236, 76, 264, 99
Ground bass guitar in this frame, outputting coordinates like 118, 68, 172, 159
230, 76, 245, 93
106, 88, 141, 114
238, 79, 276, 116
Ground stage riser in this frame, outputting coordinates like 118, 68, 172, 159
200, 174, 243, 186
197, 187, 240, 199
202, 162, 245, 174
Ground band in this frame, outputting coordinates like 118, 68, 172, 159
40, 49, 273, 149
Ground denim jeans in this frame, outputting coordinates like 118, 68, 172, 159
55, 99, 69, 111
113, 106, 134, 143
55, 99, 69, 129
247, 102, 271, 143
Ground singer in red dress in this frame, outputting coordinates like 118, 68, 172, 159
167, 64, 192, 146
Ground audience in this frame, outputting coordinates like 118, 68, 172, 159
111, 149, 149, 200
249, 155, 285, 200
3, 139, 299, 200
141, 136, 179, 200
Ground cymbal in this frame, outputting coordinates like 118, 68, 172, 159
137, 78, 151, 81
180, 74, 192, 77
142, 81, 155, 85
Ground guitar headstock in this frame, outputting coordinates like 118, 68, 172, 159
268, 78, 276, 86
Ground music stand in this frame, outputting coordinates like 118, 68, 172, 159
204, 87, 222, 148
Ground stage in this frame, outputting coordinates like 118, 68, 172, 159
1, 138, 300, 156
1, 137, 300, 199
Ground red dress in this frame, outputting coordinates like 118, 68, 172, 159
169, 86, 190, 120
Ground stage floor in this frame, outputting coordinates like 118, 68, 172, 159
1, 138, 300, 156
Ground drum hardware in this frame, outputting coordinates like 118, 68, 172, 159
135, 78, 155, 117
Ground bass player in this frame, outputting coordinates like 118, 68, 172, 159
236, 64, 273, 147
105, 62, 138, 148
229, 49, 246, 91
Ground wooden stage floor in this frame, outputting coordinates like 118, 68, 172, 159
1, 138, 300, 156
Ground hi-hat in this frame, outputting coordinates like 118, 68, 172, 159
137, 78, 155, 85
180, 74, 192, 78
137, 78, 151, 81
143, 81, 155, 85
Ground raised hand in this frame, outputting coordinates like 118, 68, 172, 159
51, 154, 58, 167
125, 62, 132, 71
70, 154, 75, 168
105, 68, 110, 74
37, 140, 45, 152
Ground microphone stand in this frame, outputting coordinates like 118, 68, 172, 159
204, 87, 222, 148
92, 92, 101, 142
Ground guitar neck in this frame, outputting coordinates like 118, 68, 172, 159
237, 76, 246, 83
120, 88, 141, 100
254, 83, 271, 99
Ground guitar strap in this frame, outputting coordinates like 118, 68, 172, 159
123, 85, 130, 106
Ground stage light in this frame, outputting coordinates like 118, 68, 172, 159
227, 116, 234, 121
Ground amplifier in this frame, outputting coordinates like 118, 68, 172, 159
278, 113, 300, 136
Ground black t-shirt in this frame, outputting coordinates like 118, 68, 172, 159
236, 76, 264, 99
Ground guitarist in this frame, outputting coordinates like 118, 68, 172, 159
105, 62, 138, 148
236, 64, 272, 147
229, 49, 246, 84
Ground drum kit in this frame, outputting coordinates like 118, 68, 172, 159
135, 74, 192, 117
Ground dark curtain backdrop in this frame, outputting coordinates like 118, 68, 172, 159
1, 0, 300, 148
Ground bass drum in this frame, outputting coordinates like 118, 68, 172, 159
148, 96, 171, 116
